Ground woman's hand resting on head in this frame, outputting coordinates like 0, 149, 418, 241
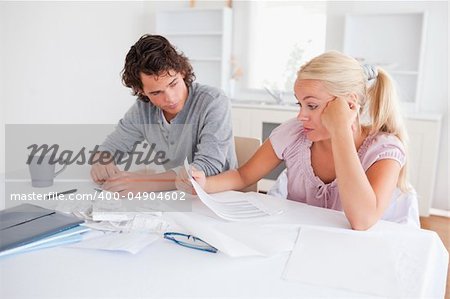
321, 97, 359, 136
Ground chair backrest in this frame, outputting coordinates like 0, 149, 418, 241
268, 170, 420, 228
234, 136, 261, 192
381, 188, 420, 228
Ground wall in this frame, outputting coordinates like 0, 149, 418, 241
1, 1, 448, 210
325, 1, 448, 210
0, 1, 223, 161
0, 1, 153, 210
0, 2, 5, 174
1, 1, 150, 127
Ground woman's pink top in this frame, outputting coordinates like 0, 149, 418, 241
269, 118, 406, 211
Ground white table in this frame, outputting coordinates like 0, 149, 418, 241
0, 180, 448, 298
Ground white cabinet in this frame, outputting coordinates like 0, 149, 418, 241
232, 104, 298, 191
343, 13, 426, 113
232, 104, 298, 140
404, 115, 442, 216
232, 104, 441, 216
155, 8, 232, 94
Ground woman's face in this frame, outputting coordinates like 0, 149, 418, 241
294, 79, 335, 142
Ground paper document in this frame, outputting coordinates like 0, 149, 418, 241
167, 209, 298, 257
92, 196, 162, 222
282, 226, 443, 297
83, 214, 170, 234
184, 159, 282, 221
69, 232, 160, 254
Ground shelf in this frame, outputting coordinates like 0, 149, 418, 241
156, 8, 230, 33
344, 13, 424, 70
162, 35, 223, 62
343, 12, 426, 111
190, 58, 221, 62
390, 70, 419, 75
155, 8, 232, 95
159, 32, 223, 36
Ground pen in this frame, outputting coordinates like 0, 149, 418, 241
45, 188, 78, 200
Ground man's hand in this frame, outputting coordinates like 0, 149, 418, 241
101, 171, 153, 196
90, 152, 120, 184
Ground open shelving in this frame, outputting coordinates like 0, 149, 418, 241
155, 8, 233, 94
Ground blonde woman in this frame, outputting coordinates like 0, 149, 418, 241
182, 51, 412, 230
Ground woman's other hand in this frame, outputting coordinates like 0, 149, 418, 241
175, 165, 207, 194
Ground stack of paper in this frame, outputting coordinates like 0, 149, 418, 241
83, 213, 170, 234
91, 195, 162, 222
184, 159, 283, 221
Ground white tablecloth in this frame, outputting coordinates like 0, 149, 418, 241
0, 182, 448, 298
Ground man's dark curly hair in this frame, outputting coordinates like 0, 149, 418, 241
121, 34, 195, 102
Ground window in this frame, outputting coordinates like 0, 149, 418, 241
237, 1, 327, 96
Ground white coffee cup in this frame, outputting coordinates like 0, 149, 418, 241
28, 155, 67, 187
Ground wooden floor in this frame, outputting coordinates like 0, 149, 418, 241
420, 216, 450, 298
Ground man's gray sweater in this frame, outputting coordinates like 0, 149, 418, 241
99, 83, 237, 176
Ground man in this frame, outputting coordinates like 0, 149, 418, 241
90, 34, 237, 195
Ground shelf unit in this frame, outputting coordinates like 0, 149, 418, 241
343, 12, 426, 113
155, 8, 232, 95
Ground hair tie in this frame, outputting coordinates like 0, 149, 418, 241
362, 64, 378, 81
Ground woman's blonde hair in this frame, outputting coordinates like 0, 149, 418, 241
297, 51, 409, 191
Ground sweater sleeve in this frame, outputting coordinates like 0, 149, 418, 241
98, 102, 145, 154
190, 91, 235, 176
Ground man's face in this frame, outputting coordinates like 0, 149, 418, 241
140, 71, 188, 121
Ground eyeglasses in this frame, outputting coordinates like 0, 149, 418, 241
163, 232, 218, 253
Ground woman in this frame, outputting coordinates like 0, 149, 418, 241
183, 51, 410, 230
